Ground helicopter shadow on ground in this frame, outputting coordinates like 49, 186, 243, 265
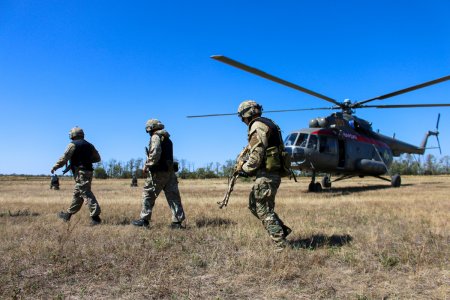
319, 183, 413, 196
290, 234, 352, 250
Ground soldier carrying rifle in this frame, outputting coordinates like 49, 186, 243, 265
229, 100, 293, 251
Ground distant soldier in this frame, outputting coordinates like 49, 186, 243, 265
51, 127, 102, 225
50, 174, 60, 190
132, 119, 186, 228
236, 100, 292, 250
130, 174, 138, 187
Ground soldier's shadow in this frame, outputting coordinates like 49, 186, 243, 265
195, 217, 236, 228
290, 234, 352, 249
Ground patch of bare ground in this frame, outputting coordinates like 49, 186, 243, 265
0, 175, 448, 299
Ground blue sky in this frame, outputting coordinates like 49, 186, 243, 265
1, 0, 449, 175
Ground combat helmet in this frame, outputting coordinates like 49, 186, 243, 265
69, 127, 84, 140
145, 119, 165, 133
237, 100, 263, 119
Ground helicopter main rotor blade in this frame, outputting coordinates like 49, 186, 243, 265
187, 112, 238, 118
211, 55, 341, 106
361, 103, 450, 109
187, 107, 334, 118
358, 75, 450, 105
436, 113, 441, 129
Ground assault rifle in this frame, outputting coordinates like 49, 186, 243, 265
143, 146, 150, 174
217, 146, 249, 209
62, 163, 72, 175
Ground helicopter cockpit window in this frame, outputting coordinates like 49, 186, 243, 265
284, 133, 298, 146
295, 133, 308, 147
319, 136, 337, 153
307, 134, 318, 149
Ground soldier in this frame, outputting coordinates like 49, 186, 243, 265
236, 100, 292, 250
130, 174, 138, 187
50, 174, 60, 190
132, 119, 186, 229
51, 127, 102, 225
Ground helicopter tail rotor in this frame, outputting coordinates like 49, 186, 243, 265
419, 113, 442, 154
435, 113, 442, 154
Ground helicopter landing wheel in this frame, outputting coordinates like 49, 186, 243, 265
321, 175, 331, 189
308, 182, 322, 192
391, 174, 401, 188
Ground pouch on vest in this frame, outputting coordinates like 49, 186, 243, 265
266, 146, 292, 177
265, 146, 282, 172
280, 149, 292, 177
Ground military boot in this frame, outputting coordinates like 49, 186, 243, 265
274, 239, 290, 252
132, 219, 149, 227
91, 215, 102, 226
58, 211, 72, 222
282, 225, 292, 238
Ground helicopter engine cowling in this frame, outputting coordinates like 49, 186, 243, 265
355, 159, 387, 175
309, 118, 319, 128
309, 117, 328, 128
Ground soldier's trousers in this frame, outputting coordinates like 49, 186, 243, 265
248, 172, 286, 246
67, 170, 101, 217
140, 171, 185, 223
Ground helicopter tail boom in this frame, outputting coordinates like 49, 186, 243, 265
379, 114, 442, 156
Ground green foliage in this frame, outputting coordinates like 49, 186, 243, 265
389, 154, 449, 175
93, 164, 108, 179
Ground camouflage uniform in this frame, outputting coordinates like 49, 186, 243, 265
130, 175, 138, 187
134, 124, 185, 226
51, 127, 102, 224
50, 174, 60, 190
238, 101, 291, 249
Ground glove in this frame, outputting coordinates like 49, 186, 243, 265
237, 170, 249, 178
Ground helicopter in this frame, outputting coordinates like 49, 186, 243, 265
188, 55, 450, 192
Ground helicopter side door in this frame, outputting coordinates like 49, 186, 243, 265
315, 135, 339, 170
338, 138, 345, 168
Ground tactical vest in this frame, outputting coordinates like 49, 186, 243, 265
153, 135, 174, 172
249, 117, 283, 148
70, 139, 97, 172
249, 117, 292, 174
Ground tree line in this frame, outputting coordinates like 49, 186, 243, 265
92, 158, 237, 179
2, 154, 447, 178
390, 154, 450, 175
90, 154, 450, 179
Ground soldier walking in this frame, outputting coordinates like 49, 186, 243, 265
130, 174, 138, 187
51, 127, 102, 225
235, 100, 292, 250
50, 174, 60, 190
132, 119, 186, 228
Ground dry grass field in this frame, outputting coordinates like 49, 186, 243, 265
0, 175, 449, 299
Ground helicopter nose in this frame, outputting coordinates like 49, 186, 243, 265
286, 146, 305, 161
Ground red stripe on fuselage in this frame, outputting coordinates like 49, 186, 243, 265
311, 129, 390, 149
